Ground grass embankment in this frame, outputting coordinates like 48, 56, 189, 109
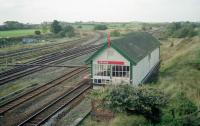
80, 37, 200, 126
0, 29, 39, 38
158, 37, 200, 106
80, 114, 147, 126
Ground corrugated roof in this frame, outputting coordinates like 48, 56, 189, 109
86, 32, 160, 64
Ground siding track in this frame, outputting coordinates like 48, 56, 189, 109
17, 79, 91, 126
0, 44, 103, 85
0, 67, 88, 115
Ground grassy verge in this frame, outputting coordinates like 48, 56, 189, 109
80, 113, 148, 126
158, 37, 200, 106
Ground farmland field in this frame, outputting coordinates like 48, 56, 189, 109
0, 29, 39, 38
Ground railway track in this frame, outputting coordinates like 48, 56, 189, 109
0, 44, 103, 85
0, 67, 88, 116
17, 79, 91, 126
0, 38, 81, 58
0, 45, 79, 77
0, 32, 103, 65
0, 32, 103, 64
0, 32, 104, 84
0, 32, 98, 58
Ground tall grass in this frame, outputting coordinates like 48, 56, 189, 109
158, 37, 200, 106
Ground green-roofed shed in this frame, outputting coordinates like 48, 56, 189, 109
86, 32, 160, 85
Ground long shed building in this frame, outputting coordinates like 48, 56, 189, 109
86, 32, 160, 85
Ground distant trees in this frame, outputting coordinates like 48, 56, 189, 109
0, 21, 35, 31
50, 20, 75, 37
163, 22, 198, 38
94, 24, 108, 30
4, 21, 24, 29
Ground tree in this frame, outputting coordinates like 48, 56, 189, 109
50, 20, 62, 34
3, 21, 24, 30
35, 30, 41, 35
0, 21, 36, 31
94, 24, 108, 30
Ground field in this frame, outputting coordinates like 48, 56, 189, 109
0, 29, 39, 38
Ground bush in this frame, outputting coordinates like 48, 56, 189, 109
160, 92, 198, 125
94, 25, 108, 30
58, 30, 66, 37
102, 85, 169, 123
170, 92, 197, 116
64, 25, 75, 37
110, 30, 120, 37
56, 25, 75, 37
77, 25, 82, 29
34, 30, 41, 35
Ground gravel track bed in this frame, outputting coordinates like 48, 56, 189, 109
3, 70, 89, 126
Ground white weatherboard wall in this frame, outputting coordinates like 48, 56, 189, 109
92, 47, 130, 84
132, 48, 160, 85
93, 47, 130, 65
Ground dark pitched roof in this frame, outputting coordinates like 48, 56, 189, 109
86, 32, 160, 64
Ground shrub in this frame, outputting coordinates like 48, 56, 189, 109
77, 25, 82, 29
58, 30, 66, 37
94, 25, 108, 30
110, 30, 120, 37
34, 30, 41, 35
103, 85, 169, 123
57, 25, 75, 37
171, 92, 197, 116
160, 91, 198, 125
63, 25, 75, 37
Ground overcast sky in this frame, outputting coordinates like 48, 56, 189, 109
0, 0, 200, 24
